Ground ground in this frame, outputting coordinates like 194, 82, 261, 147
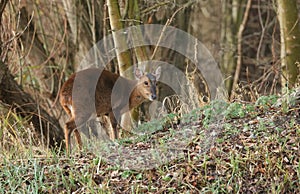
0, 95, 299, 193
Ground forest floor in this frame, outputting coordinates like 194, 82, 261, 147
0, 95, 299, 193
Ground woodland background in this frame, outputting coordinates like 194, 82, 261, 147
0, 0, 299, 192
0, 0, 299, 148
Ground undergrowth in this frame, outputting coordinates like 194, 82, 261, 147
0, 95, 299, 193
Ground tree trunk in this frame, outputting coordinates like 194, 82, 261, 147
107, 0, 134, 132
0, 61, 64, 148
107, 0, 133, 77
277, 0, 300, 89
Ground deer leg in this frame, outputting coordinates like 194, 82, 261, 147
64, 118, 76, 154
99, 116, 111, 138
65, 114, 90, 154
72, 114, 91, 151
87, 118, 99, 138
73, 129, 82, 150
109, 112, 119, 140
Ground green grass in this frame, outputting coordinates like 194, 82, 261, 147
0, 95, 299, 193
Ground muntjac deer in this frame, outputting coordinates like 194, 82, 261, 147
60, 67, 161, 153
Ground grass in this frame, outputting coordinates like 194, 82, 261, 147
0, 95, 299, 193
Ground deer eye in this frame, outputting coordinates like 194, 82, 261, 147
144, 81, 149, 86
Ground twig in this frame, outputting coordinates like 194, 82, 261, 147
141, 1, 171, 15
150, 6, 184, 61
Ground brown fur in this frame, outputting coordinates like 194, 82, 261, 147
60, 67, 161, 154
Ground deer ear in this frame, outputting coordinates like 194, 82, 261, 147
134, 68, 144, 79
154, 66, 161, 80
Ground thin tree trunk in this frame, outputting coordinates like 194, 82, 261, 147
221, 0, 245, 96
127, 0, 149, 67
277, 0, 300, 89
107, 0, 133, 77
230, 0, 252, 100
107, 0, 134, 132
